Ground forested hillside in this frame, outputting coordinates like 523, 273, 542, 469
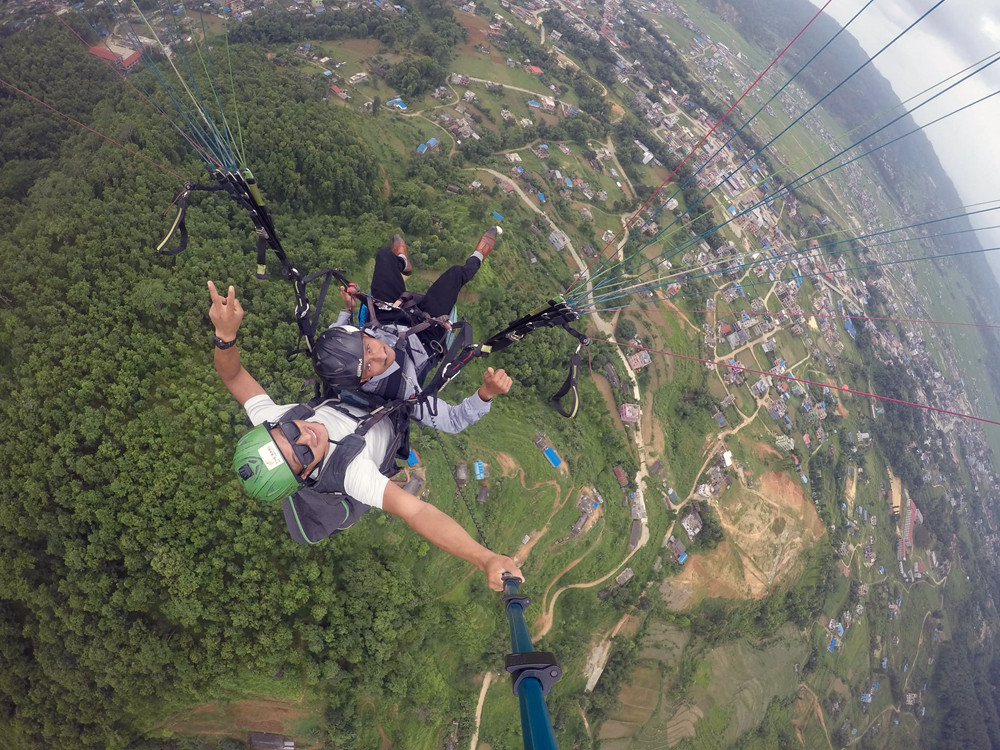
0, 17, 621, 746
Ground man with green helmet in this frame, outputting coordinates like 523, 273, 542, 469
209, 280, 522, 592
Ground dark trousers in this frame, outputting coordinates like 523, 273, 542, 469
371, 247, 482, 318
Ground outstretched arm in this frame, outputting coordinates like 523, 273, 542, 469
381, 481, 523, 592
208, 281, 266, 406
412, 367, 513, 434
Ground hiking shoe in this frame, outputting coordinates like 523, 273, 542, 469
391, 233, 412, 275
474, 226, 502, 259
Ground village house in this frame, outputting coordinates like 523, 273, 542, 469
627, 350, 652, 370
681, 509, 703, 540
620, 403, 641, 422
666, 535, 687, 562
403, 474, 424, 495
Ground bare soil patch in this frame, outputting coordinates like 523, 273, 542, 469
845, 466, 858, 512
659, 541, 752, 608
829, 676, 851, 699
757, 472, 826, 540
495, 451, 519, 476
455, 12, 492, 59
754, 441, 782, 460
165, 699, 309, 738
377, 723, 392, 750
791, 684, 834, 750
661, 472, 824, 608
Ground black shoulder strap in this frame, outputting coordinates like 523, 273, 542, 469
551, 349, 582, 418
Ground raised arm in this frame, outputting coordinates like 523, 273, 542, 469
381, 481, 522, 591
413, 367, 513, 434
208, 280, 266, 406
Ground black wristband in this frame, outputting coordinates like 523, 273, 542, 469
213, 334, 238, 349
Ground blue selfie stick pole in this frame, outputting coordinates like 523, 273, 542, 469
502, 575, 562, 750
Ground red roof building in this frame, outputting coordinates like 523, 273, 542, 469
613, 465, 627, 487
626, 350, 651, 370
526, 65, 543, 75
89, 44, 142, 72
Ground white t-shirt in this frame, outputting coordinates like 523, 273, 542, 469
243, 394, 394, 509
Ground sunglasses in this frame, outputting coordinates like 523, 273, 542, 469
270, 420, 314, 474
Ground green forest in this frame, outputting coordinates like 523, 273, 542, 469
0, 13, 640, 747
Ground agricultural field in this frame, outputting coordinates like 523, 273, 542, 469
606, 623, 808, 749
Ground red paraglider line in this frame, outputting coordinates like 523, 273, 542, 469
0, 76, 186, 181
590, 336, 1000, 427
566, 0, 835, 296
591, 305, 1000, 330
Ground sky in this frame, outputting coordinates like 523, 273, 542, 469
805, 0, 1000, 284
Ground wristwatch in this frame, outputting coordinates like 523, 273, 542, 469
213, 334, 238, 349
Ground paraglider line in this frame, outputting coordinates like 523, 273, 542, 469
0, 76, 185, 181
589, 337, 1000, 426
587, 305, 1000, 330
566, 0, 836, 296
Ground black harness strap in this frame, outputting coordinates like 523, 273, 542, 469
156, 182, 229, 256
417, 300, 590, 418
551, 345, 583, 418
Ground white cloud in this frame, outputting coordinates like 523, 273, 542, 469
804, 0, 1000, 253
982, 14, 1000, 46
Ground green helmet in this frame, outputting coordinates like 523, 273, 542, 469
233, 424, 301, 502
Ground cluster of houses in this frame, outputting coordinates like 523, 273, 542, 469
569, 487, 604, 536
415, 137, 440, 155
451, 459, 489, 503
425, 104, 481, 144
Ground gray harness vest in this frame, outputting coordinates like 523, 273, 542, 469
277, 398, 409, 544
